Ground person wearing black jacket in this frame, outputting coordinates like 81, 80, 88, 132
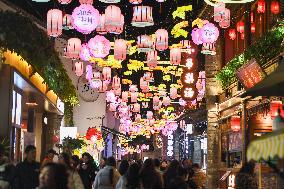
14, 145, 40, 189
78, 152, 97, 189
0, 144, 15, 189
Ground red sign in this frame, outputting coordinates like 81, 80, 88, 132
236, 59, 265, 89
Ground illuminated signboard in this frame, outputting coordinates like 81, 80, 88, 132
167, 134, 174, 158
227, 174, 236, 189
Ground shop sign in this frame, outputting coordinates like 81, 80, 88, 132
236, 59, 265, 89
167, 134, 174, 158
227, 174, 236, 189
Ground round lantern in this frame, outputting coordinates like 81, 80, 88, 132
214, 2, 225, 22
132, 103, 140, 113
132, 6, 154, 27
144, 72, 153, 82
237, 21, 245, 33
141, 86, 149, 93
163, 96, 171, 106
66, 38, 81, 59
112, 76, 120, 90
72, 4, 100, 34
147, 51, 158, 68
74, 61, 84, 77
102, 67, 111, 81
271, 0, 280, 14
170, 88, 178, 99
122, 92, 129, 102
47, 9, 63, 37
257, 0, 266, 14
200, 23, 219, 44
137, 35, 154, 52
251, 23, 256, 33
155, 29, 168, 51
170, 48, 181, 65
228, 29, 236, 40
80, 43, 91, 61
131, 92, 138, 103
230, 116, 241, 132
129, 0, 142, 4
79, 0, 93, 4
85, 65, 93, 80
191, 28, 203, 45
62, 14, 73, 30
96, 14, 107, 35
219, 8, 230, 29
270, 100, 283, 118
58, 0, 72, 4
105, 5, 124, 34
88, 35, 111, 58
114, 39, 127, 60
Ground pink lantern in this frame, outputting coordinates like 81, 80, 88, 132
135, 114, 141, 122
149, 118, 155, 126
200, 23, 219, 44
132, 6, 154, 27
88, 35, 110, 58
122, 91, 129, 102
155, 29, 168, 51
102, 67, 111, 81
140, 77, 148, 89
96, 14, 107, 35
131, 92, 138, 103
106, 91, 116, 102
191, 28, 203, 45
144, 72, 153, 82
66, 38, 81, 59
170, 48, 181, 65
179, 98, 187, 106
132, 103, 140, 113
62, 14, 73, 30
85, 65, 93, 80
153, 96, 160, 106
147, 51, 158, 68
201, 43, 216, 55
147, 111, 153, 119
109, 103, 117, 112
214, 2, 225, 22
129, 85, 138, 93
74, 61, 84, 76
137, 35, 154, 52
80, 43, 91, 61
99, 81, 108, 93
79, 0, 93, 4
105, 6, 124, 34
58, 0, 72, 4
72, 4, 100, 34
47, 9, 62, 37
219, 8, 230, 29
163, 96, 171, 106
114, 39, 127, 60
114, 86, 121, 96
112, 76, 120, 89
93, 71, 101, 80
129, 0, 142, 4
170, 88, 178, 99
141, 86, 149, 93
110, 15, 124, 34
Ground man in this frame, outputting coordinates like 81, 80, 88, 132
192, 163, 206, 189
154, 159, 164, 186
14, 145, 40, 189
0, 144, 14, 189
41, 149, 57, 168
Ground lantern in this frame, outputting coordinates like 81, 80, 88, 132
144, 72, 153, 82
132, 6, 154, 27
237, 21, 245, 33
129, 0, 142, 4
179, 98, 186, 106
66, 38, 81, 59
200, 23, 219, 44
102, 67, 111, 81
147, 111, 153, 119
72, 4, 100, 34
85, 65, 93, 80
170, 48, 181, 65
230, 116, 241, 132
122, 92, 129, 102
270, 100, 282, 118
135, 114, 141, 122
257, 0, 266, 14
99, 0, 120, 3
105, 6, 124, 34
129, 85, 138, 93
131, 92, 138, 103
155, 29, 168, 51
201, 43, 216, 55
271, 0, 280, 14
132, 103, 140, 113
180, 120, 186, 131
96, 14, 107, 35
180, 40, 198, 56
109, 103, 117, 112
114, 39, 127, 60
80, 44, 91, 61
114, 86, 121, 96
99, 81, 108, 93
112, 76, 120, 89
47, 9, 62, 37
191, 28, 203, 45
74, 61, 84, 77
79, 0, 93, 4
153, 96, 160, 106
90, 78, 102, 89
251, 12, 254, 23
214, 2, 225, 22
62, 14, 73, 30
140, 77, 148, 90
137, 35, 154, 52
251, 23, 256, 33
106, 91, 116, 102
58, 0, 72, 4
170, 88, 178, 99
219, 8, 230, 29
228, 29, 236, 40
147, 51, 158, 68
141, 86, 149, 93
88, 35, 111, 58
241, 33, 245, 40
163, 96, 171, 106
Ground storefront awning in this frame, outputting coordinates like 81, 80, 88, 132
247, 130, 284, 161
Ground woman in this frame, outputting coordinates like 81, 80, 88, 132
236, 161, 258, 189
140, 159, 163, 189
118, 160, 129, 176
168, 166, 188, 189
163, 160, 180, 189
93, 156, 120, 189
58, 153, 84, 189
116, 163, 140, 189
38, 163, 68, 189
70, 155, 80, 171
78, 152, 97, 189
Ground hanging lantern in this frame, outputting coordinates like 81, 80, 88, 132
201, 43, 216, 55
270, 100, 282, 118
214, 2, 225, 22
74, 61, 84, 77
163, 96, 171, 106
79, 0, 93, 4
170, 88, 178, 99
129, 85, 138, 93
131, 92, 138, 103
66, 38, 81, 59
122, 92, 129, 102
170, 48, 181, 65
153, 96, 160, 106
132, 6, 154, 27
62, 14, 73, 30
155, 29, 168, 51
58, 0, 72, 4
88, 35, 111, 58
114, 86, 121, 96
111, 14, 124, 34
90, 78, 102, 89
135, 114, 141, 122
147, 111, 153, 119
80, 43, 91, 61
114, 39, 127, 60
102, 67, 111, 81
241, 33, 245, 40
271, 0, 280, 14
85, 65, 93, 80
99, 0, 120, 3
180, 120, 186, 131
96, 14, 107, 35
250, 12, 254, 23
109, 103, 117, 112
230, 116, 241, 132
106, 91, 116, 102
147, 51, 158, 68
112, 76, 120, 90
219, 8, 230, 29
132, 103, 140, 113
257, 0, 266, 14
228, 29, 236, 40
200, 23, 219, 44
251, 23, 256, 33
144, 72, 153, 82
137, 35, 154, 52
129, 0, 142, 4
237, 21, 245, 33
191, 28, 203, 45
99, 81, 108, 93
140, 77, 148, 90
47, 9, 63, 37
105, 6, 124, 34
141, 86, 149, 93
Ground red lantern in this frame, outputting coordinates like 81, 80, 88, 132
241, 33, 245, 40
271, 0, 280, 15
257, 0, 266, 14
251, 23, 256, 33
270, 100, 282, 118
237, 21, 244, 33
228, 29, 236, 40
230, 116, 241, 132
250, 12, 254, 23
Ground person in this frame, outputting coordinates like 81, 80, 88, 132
78, 152, 97, 189
160, 160, 168, 173
153, 159, 164, 186
192, 163, 206, 189
70, 155, 80, 171
163, 159, 180, 189
58, 152, 84, 189
0, 144, 14, 189
182, 159, 192, 169
140, 158, 163, 189
168, 166, 188, 189
93, 156, 120, 189
187, 165, 198, 189
41, 149, 57, 168
14, 145, 40, 189
236, 161, 258, 189
116, 163, 140, 189
118, 160, 129, 176
100, 157, 107, 169
38, 162, 68, 189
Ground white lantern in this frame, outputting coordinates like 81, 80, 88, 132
122, 91, 129, 102
131, 92, 138, 103
74, 61, 84, 76
114, 39, 127, 60
129, 0, 142, 4
147, 51, 158, 68
132, 6, 154, 27
170, 47, 181, 65
66, 38, 81, 59
96, 14, 107, 35
47, 9, 62, 37
137, 35, 154, 52
155, 29, 168, 51
102, 67, 111, 81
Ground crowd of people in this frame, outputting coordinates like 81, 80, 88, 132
0, 144, 258, 189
